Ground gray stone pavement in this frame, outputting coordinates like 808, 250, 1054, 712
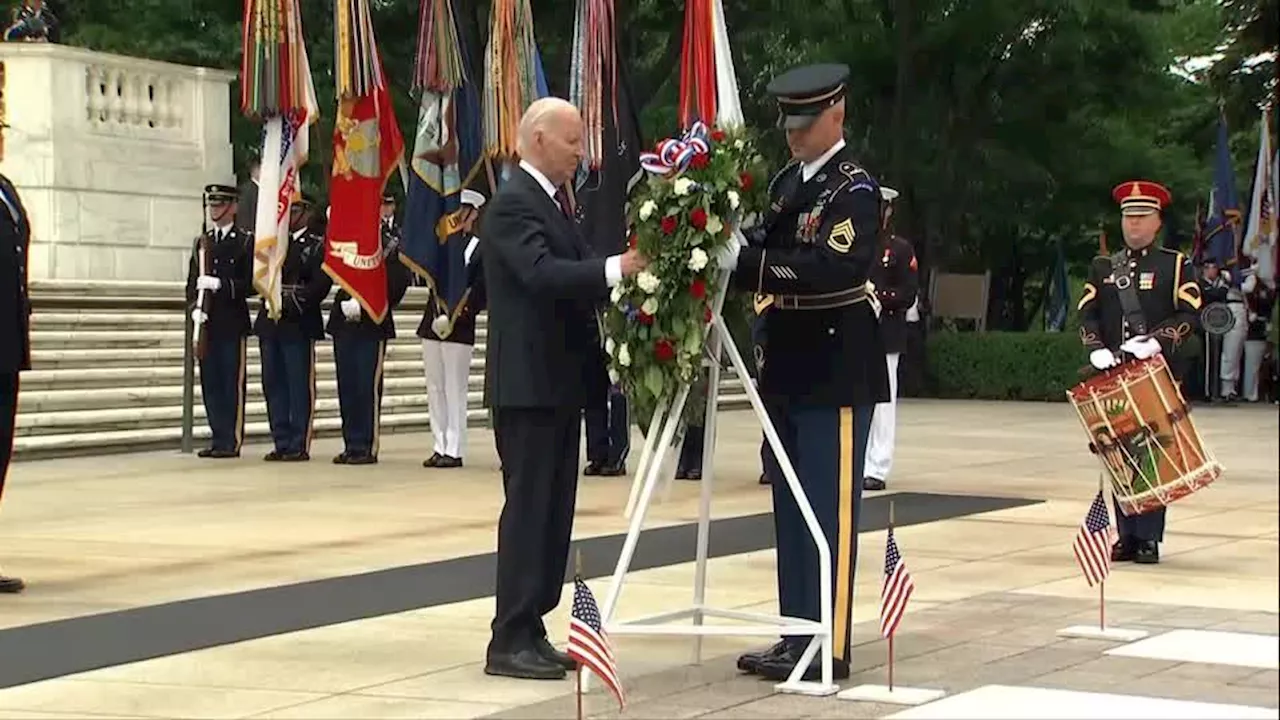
486, 593, 1280, 719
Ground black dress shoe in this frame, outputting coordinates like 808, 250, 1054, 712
535, 637, 578, 670
282, 451, 310, 462
197, 448, 216, 458
598, 462, 626, 477
759, 472, 770, 485
0, 575, 25, 594
436, 455, 463, 468
864, 477, 886, 491
1111, 540, 1136, 562
423, 452, 443, 468
346, 453, 378, 465
684, 469, 702, 481
208, 448, 239, 459
757, 652, 850, 682
264, 450, 284, 462
484, 649, 567, 680
737, 640, 790, 673
674, 469, 688, 480
583, 462, 604, 476
332, 452, 351, 465
1134, 541, 1160, 564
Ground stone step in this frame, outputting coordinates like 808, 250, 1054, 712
29, 311, 493, 335
18, 359, 481, 390
27, 330, 489, 353
29, 342, 446, 370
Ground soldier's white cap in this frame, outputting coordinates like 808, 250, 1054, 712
881, 187, 899, 202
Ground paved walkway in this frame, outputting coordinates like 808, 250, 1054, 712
0, 400, 1275, 718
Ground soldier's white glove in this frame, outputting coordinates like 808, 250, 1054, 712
341, 298, 361, 321
1120, 336, 1162, 360
714, 230, 747, 271
1089, 348, 1119, 370
196, 275, 221, 292
191, 309, 208, 325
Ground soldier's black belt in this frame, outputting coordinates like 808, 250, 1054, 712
773, 286, 869, 311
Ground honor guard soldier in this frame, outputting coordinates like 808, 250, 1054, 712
187, 184, 254, 459
1, 171, 31, 594
718, 63, 889, 681
255, 193, 331, 461
1078, 180, 1202, 564
864, 186, 918, 491
328, 196, 411, 465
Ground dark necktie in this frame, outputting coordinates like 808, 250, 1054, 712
554, 188, 572, 219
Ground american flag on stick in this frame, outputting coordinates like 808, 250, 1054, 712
1073, 490, 1117, 587
879, 527, 915, 638
567, 576, 624, 709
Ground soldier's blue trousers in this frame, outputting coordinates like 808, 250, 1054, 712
333, 335, 386, 457
199, 337, 247, 453
763, 404, 873, 664
260, 335, 316, 455
1114, 500, 1166, 543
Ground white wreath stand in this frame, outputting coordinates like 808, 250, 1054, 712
590, 254, 840, 697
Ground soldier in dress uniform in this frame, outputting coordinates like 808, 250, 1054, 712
187, 184, 255, 459
1, 171, 31, 594
255, 193, 331, 462
719, 63, 889, 681
327, 197, 412, 465
1077, 179, 1202, 565
864, 186, 918, 492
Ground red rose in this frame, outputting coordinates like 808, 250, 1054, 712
704, 305, 713, 324
690, 207, 708, 230
691, 153, 709, 170
690, 278, 707, 299
661, 215, 678, 235
654, 338, 676, 362
637, 310, 654, 325
739, 172, 754, 191
628, 232, 638, 249
710, 128, 726, 142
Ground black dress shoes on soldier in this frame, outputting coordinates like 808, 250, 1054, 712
1112, 539, 1159, 564
264, 450, 309, 462
583, 461, 625, 477
423, 453, 463, 468
485, 637, 576, 681
738, 640, 850, 681
197, 448, 239, 459
0, 573, 24, 594
332, 451, 377, 465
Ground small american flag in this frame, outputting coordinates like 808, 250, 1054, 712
567, 576, 624, 709
1073, 491, 1117, 587
879, 527, 915, 638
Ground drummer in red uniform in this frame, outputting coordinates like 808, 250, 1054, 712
1076, 180, 1203, 565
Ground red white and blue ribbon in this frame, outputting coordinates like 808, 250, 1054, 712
639, 120, 710, 177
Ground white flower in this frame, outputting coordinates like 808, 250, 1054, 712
727, 190, 740, 210
640, 297, 659, 316
733, 139, 745, 150
674, 177, 696, 196
610, 285, 624, 304
688, 248, 709, 272
608, 368, 620, 384
605, 337, 616, 356
637, 271, 661, 294
639, 199, 657, 221
705, 214, 723, 235
618, 343, 632, 367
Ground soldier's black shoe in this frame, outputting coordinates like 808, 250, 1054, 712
1111, 540, 1136, 562
737, 640, 791, 674
197, 448, 217, 458
864, 477, 886, 491
682, 470, 702, 481
534, 637, 577, 670
583, 462, 605, 476
759, 472, 770, 485
281, 451, 309, 462
757, 652, 850, 682
423, 452, 443, 468
207, 448, 239, 459
1134, 541, 1160, 564
436, 455, 463, 468
0, 575, 25, 594
484, 649, 566, 680
346, 453, 377, 465
332, 452, 351, 465
599, 463, 626, 477
264, 450, 285, 462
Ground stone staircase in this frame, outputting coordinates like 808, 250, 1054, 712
17, 280, 750, 459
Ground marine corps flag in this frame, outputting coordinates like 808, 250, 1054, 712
400, 0, 491, 336
323, 0, 406, 324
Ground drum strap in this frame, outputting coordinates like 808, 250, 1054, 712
1109, 251, 1149, 337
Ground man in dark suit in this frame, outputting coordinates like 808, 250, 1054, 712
482, 98, 646, 681
234, 156, 260, 233
1, 172, 30, 593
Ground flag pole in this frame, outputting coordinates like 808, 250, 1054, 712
575, 548, 584, 720
888, 500, 895, 693
1098, 474, 1106, 632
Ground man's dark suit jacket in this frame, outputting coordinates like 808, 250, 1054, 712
0, 173, 31, 375
481, 167, 609, 409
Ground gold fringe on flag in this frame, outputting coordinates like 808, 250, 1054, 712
240, 0, 312, 118
569, 0, 617, 170
483, 0, 541, 159
414, 0, 467, 93
334, 0, 386, 98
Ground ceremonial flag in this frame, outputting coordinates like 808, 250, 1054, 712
1191, 201, 1205, 265
879, 527, 915, 638
1242, 106, 1276, 283
482, 0, 549, 162
569, 0, 642, 255
400, 0, 491, 336
240, 0, 318, 320
1044, 236, 1069, 331
677, 0, 744, 131
323, 0, 406, 324
567, 576, 625, 709
1204, 111, 1243, 281
1072, 491, 1117, 588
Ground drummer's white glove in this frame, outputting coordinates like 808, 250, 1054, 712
196, 275, 221, 292
340, 298, 361, 321
191, 309, 208, 325
1089, 348, 1119, 370
1120, 336, 1162, 360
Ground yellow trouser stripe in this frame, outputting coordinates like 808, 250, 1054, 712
372, 339, 385, 456
233, 337, 247, 452
305, 340, 316, 453
834, 406, 855, 660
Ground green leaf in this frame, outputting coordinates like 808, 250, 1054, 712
644, 364, 665, 400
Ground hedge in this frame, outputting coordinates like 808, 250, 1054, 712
925, 330, 1089, 402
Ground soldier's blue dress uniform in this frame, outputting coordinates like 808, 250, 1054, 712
255, 194, 331, 461
732, 64, 890, 682
1077, 180, 1202, 564
327, 215, 411, 465
186, 184, 255, 459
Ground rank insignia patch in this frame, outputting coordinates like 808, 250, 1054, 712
827, 219, 854, 253
1139, 271, 1155, 290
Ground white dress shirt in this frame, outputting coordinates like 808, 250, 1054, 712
518, 160, 623, 287
800, 138, 846, 183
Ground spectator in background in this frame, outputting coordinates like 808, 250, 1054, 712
4, 0, 58, 43
1198, 257, 1230, 401
1218, 260, 1255, 402
1242, 275, 1276, 403
235, 156, 261, 233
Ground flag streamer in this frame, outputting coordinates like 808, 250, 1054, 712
569, 0, 618, 170
415, 0, 467, 93
483, 0, 542, 159
676, 0, 742, 131
334, 0, 385, 98
240, 0, 313, 118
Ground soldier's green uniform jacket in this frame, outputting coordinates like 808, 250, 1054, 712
1077, 244, 1203, 356
731, 144, 889, 408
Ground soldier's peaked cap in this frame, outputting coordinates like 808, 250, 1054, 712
204, 184, 238, 202
293, 192, 315, 208
382, 191, 396, 203
1112, 180, 1170, 216
767, 63, 850, 130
